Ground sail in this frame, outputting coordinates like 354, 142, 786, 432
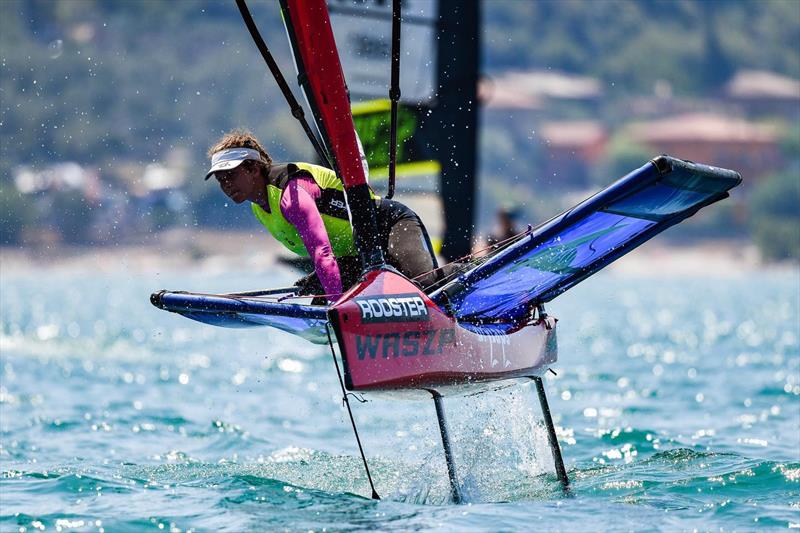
429, 156, 742, 327
327, 1, 438, 103
280, 0, 385, 265
351, 99, 440, 184
279, 0, 367, 188
327, 1, 440, 187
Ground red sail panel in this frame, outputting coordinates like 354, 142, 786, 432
281, 0, 367, 187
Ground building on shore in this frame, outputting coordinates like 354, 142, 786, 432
724, 70, 800, 119
538, 121, 608, 187
625, 113, 782, 183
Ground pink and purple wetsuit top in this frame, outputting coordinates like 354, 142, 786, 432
279, 177, 343, 300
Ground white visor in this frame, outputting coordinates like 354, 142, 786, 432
205, 148, 262, 180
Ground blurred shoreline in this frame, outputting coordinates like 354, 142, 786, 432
1, 229, 796, 278
0, 229, 282, 275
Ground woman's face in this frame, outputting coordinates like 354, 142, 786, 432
214, 163, 258, 204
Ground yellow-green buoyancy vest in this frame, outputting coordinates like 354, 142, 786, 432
250, 162, 378, 258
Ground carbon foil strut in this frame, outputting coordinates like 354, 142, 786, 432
429, 389, 464, 503
532, 376, 570, 491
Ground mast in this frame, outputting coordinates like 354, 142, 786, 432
386, 0, 402, 200
436, 0, 480, 261
279, 0, 385, 271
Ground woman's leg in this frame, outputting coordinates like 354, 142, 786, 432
385, 217, 440, 288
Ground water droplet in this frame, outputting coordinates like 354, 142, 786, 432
48, 39, 63, 59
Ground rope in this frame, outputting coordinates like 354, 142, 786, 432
412, 227, 534, 292
325, 324, 381, 500
234, 0, 333, 169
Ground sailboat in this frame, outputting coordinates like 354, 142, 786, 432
151, 0, 742, 503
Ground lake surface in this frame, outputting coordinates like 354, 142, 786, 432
1, 262, 798, 532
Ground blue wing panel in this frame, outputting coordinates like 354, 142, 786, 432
430, 156, 742, 326
451, 213, 656, 323
151, 291, 331, 344
605, 182, 711, 220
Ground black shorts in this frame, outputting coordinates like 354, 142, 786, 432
375, 198, 439, 286
299, 198, 439, 294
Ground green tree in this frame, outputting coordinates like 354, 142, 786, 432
595, 133, 653, 184
750, 172, 800, 261
0, 186, 34, 245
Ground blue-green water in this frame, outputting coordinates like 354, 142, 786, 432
1, 264, 798, 532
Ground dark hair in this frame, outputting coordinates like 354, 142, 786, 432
208, 129, 273, 172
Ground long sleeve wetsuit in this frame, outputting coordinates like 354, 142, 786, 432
279, 177, 343, 300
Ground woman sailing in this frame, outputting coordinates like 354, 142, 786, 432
205, 130, 439, 302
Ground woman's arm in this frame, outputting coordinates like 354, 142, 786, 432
280, 177, 342, 300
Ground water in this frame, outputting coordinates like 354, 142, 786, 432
1, 262, 798, 532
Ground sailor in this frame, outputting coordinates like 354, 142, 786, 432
205, 130, 439, 302
486, 205, 522, 248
